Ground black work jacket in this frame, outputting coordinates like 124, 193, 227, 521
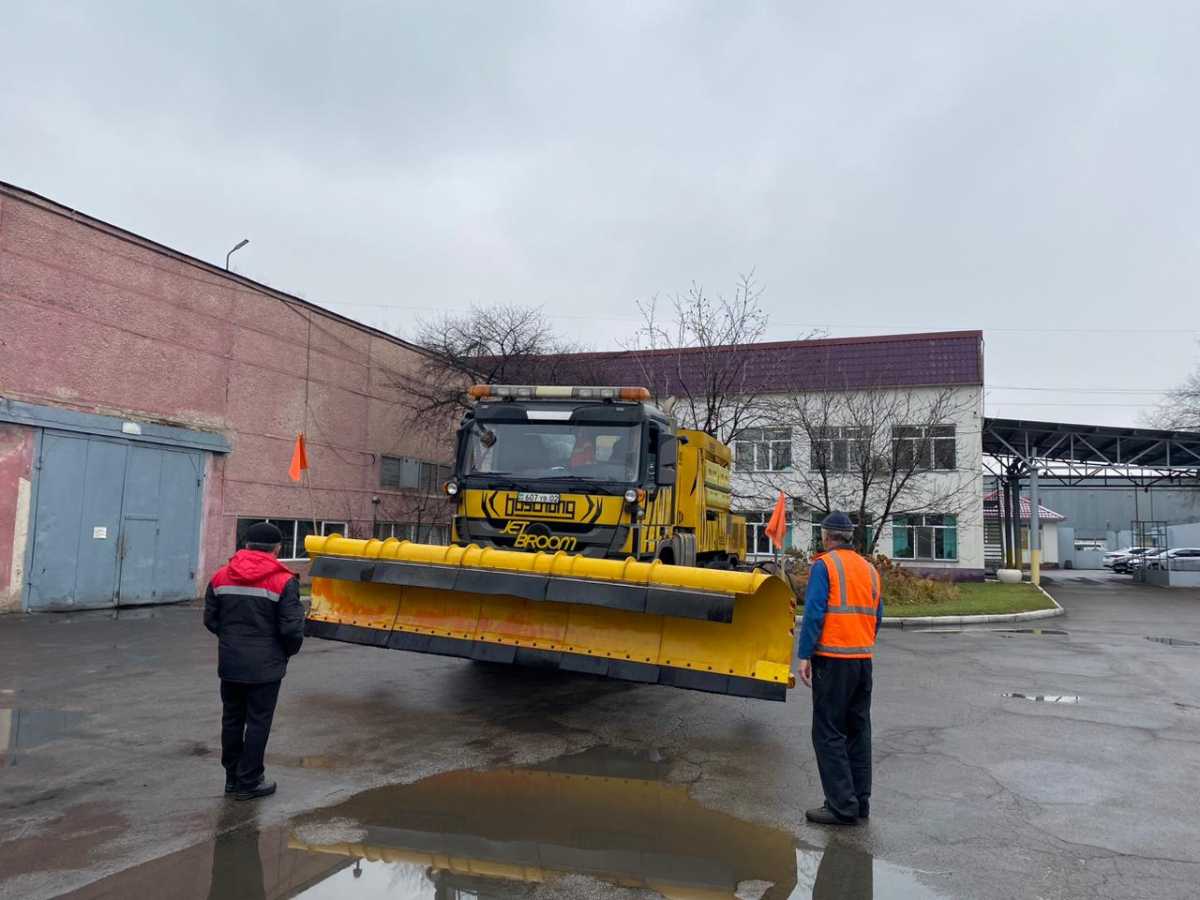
204, 550, 304, 683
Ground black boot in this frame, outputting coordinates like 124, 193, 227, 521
806, 804, 859, 826
857, 799, 870, 821
234, 779, 277, 801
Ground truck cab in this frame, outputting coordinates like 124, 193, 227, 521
448, 385, 743, 566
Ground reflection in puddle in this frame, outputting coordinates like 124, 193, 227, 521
0, 707, 83, 766
1002, 693, 1079, 704
55, 747, 942, 899
1146, 636, 1200, 647
266, 752, 340, 770
289, 746, 801, 897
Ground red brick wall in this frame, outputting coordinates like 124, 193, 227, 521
0, 425, 35, 607
0, 189, 454, 600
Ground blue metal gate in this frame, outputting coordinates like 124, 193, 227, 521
27, 432, 204, 611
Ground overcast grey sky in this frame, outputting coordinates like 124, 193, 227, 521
3, 1, 1198, 426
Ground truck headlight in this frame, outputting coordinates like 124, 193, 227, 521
445, 481, 460, 496
624, 488, 638, 503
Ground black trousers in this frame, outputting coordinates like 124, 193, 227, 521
220, 679, 281, 788
811, 656, 872, 821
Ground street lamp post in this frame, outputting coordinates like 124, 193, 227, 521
225, 238, 249, 271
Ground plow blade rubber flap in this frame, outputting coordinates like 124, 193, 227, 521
304, 535, 797, 701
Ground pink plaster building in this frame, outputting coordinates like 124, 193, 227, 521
0, 182, 452, 612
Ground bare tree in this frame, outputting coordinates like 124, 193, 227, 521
624, 272, 777, 443
394, 304, 588, 415
1146, 359, 1200, 431
739, 385, 981, 555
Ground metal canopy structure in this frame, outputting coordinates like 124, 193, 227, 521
983, 418, 1200, 487
981, 418, 1200, 582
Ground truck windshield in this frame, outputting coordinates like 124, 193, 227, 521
466, 423, 641, 483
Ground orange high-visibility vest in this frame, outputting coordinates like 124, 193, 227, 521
814, 547, 881, 660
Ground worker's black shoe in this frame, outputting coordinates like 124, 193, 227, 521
224, 777, 236, 795
806, 805, 859, 826
233, 779, 276, 801
857, 799, 870, 821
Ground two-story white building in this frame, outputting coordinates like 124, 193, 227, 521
558, 330, 987, 580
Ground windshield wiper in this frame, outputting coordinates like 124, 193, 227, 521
538, 475, 626, 494
466, 473, 524, 491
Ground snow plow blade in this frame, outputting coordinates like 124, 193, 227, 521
304, 535, 797, 701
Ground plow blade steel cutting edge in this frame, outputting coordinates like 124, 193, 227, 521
303, 535, 797, 700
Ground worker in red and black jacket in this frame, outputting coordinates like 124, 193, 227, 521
204, 521, 304, 801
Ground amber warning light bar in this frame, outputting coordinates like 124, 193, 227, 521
468, 385, 651, 402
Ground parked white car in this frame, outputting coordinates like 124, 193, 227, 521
1105, 548, 1152, 571
1144, 548, 1200, 571
1102, 549, 1131, 569
1111, 548, 1158, 573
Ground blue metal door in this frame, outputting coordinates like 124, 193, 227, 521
27, 433, 127, 610
27, 433, 204, 611
117, 444, 203, 606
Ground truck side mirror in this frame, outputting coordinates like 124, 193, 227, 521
655, 431, 677, 486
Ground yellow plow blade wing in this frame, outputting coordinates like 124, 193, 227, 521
304, 535, 797, 701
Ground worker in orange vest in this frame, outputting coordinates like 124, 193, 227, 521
796, 511, 883, 826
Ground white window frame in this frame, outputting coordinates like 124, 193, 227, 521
373, 521, 451, 545
809, 512, 875, 553
892, 425, 956, 471
381, 456, 452, 492
236, 518, 346, 562
734, 427, 793, 472
892, 513, 958, 561
740, 510, 776, 558
809, 426, 869, 473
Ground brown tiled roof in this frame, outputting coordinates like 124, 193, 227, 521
542, 330, 984, 395
984, 492, 1067, 522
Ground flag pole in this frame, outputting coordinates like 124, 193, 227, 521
304, 466, 318, 535
289, 432, 319, 546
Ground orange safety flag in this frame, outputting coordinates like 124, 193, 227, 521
288, 433, 309, 482
764, 491, 788, 549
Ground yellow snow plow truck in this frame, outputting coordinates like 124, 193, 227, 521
303, 385, 796, 700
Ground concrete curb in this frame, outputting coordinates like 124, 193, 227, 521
878, 582, 1065, 629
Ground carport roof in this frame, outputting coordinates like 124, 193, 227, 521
983, 417, 1200, 478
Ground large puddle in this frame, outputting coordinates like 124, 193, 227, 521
49, 747, 941, 899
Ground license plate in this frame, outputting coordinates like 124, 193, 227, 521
517, 492, 560, 504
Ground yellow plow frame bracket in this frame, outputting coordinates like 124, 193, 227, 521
304, 535, 797, 701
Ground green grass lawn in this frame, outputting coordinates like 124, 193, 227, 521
886, 581, 1056, 618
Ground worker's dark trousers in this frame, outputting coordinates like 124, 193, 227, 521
220, 679, 282, 788
811, 656, 872, 821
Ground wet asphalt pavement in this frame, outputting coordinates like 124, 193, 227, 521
2, 573, 1199, 899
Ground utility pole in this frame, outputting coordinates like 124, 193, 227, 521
1029, 453, 1041, 586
